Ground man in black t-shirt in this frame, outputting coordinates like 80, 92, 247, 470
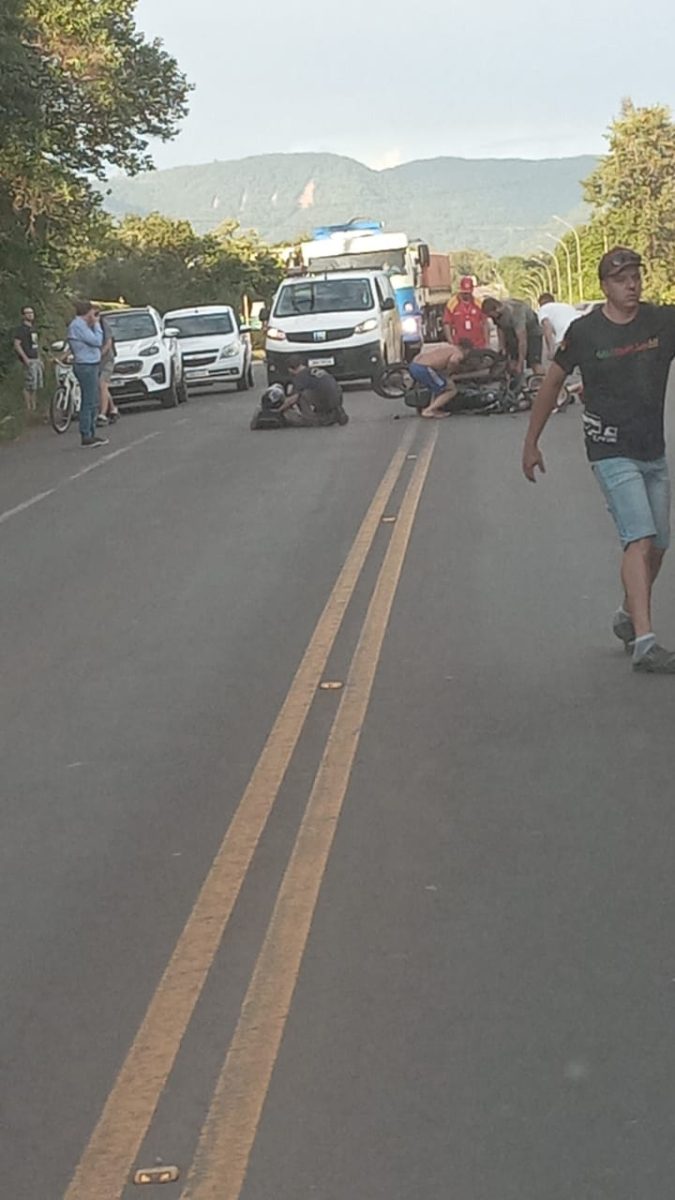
281, 357, 348, 427
522, 247, 675, 674
13, 304, 43, 414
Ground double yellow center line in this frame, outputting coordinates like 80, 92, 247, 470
64, 422, 437, 1200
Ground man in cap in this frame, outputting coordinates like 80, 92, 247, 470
444, 276, 489, 349
522, 247, 675, 674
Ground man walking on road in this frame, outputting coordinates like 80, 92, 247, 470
67, 300, 108, 448
522, 247, 675, 674
13, 305, 43, 415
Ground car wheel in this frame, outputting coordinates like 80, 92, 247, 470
236, 372, 250, 392
160, 374, 179, 408
247, 363, 254, 388
177, 375, 188, 403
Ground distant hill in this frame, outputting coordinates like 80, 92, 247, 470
103, 152, 597, 256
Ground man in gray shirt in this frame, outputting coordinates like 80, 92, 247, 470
482, 297, 544, 380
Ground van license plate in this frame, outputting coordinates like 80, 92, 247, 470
308, 356, 335, 367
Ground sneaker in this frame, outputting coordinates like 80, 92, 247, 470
633, 643, 675, 674
96, 414, 109, 426
81, 435, 109, 448
613, 610, 635, 652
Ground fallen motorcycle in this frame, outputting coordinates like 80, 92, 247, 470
372, 350, 540, 415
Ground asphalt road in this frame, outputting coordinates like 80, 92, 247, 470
3, 370, 675, 1200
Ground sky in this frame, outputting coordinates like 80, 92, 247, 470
135, 0, 675, 170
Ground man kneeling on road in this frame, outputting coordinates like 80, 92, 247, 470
280, 357, 349, 426
522, 246, 675, 674
408, 341, 468, 418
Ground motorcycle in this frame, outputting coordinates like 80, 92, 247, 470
373, 349, 540, 416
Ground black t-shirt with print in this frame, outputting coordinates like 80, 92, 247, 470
13, 322, 39, 360
555, 303, 675, 462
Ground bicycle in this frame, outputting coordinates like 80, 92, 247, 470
49, 343, 81, 434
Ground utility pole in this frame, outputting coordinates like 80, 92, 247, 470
545, 233, 573, 304
538, 245, 562, 298
531, 257, 553, 294
553, 215, 583, 301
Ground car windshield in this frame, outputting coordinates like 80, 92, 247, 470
168, 313, 234, 338
103, 312, 158, 341
275, 278, 374, 317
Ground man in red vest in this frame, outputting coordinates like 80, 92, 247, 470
443, 276, 489, 349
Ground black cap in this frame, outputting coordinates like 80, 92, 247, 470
598, 246, 643, 281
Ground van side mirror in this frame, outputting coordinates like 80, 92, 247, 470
381, 297, 396, 312
418, 243, 430, 269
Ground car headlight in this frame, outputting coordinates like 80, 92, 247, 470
139, 344, 160, 357
401, 316, 419, 334
353, 318, 378, 335
266, 327, 287, 341
219, 344, 239, 359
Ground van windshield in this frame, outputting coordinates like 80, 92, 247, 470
168, 313, 234, 338
275, 278, 374, 317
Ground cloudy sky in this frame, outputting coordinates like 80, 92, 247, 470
136, 0, 675, 169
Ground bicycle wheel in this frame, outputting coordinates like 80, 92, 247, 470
50, 383, 73, 433
372, 362, 414, 399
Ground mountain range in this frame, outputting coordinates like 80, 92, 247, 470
103, 152, 598, 257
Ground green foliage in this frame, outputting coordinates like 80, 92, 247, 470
72, 214, 285, 314
0, 0, 191, 394
582, 100, 675, 301
450, 249, 501, 286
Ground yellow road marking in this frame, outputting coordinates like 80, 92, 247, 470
181, 427, 438, 1200
64, 424, 416, 1200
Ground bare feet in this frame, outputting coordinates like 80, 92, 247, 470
421, 408, 449, 419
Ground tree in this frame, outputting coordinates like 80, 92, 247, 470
0, 0, 192, 390
73, 214, 284, 315
583, 100, 675, 301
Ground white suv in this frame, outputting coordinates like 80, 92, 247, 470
164, 305, 254, 394
103, 306, 186, 408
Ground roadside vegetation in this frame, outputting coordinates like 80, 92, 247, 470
0, 0, 283, 438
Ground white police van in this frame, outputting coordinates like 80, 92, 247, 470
265, 270, 402, 386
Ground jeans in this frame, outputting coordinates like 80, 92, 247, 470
591, 456, 671, 550
74, 362, 100, 439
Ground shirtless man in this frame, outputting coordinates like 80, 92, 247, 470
408, 341, 467, 418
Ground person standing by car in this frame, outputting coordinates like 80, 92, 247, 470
522, 247, 675, 674
280, 357, 349, 426
443, 277, 489, 349
96, 310, 119, 426
482, 297, 544, 379
67, 300, 108, 448
13, 305, 43, 415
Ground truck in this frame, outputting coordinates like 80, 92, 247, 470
295, 220, 454, 355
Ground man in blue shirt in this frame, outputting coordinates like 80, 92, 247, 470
67, 300, 108, 447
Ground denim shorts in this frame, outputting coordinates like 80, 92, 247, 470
408, 362, 447, 397
591, 456, 671, 550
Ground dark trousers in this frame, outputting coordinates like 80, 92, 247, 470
74, 363, 100, 439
